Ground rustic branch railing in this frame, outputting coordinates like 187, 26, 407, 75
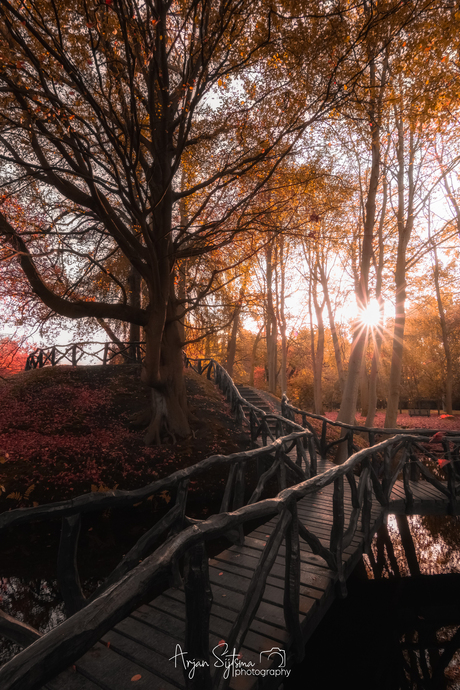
2, 355, 459, 689
25, 341, 146, 370
184, 357, 318, 476
280, 394, 460, 463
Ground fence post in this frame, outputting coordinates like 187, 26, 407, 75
184, 541, 213, 690
330, 475, 346, 597
320, 420, 327, 459
347, 431, 354, 459
284, 499, 304, 662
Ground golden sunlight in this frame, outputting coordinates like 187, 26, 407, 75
358, 299, 381, 328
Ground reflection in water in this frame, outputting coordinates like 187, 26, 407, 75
0, 577, 65, 666
285, 515, 460, 690
364, 515, 460, 578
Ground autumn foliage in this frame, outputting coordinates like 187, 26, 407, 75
0, 366, 244, 509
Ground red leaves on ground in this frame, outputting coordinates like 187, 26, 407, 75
326, 411, 460, 432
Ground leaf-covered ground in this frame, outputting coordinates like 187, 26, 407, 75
0, 364, 248, 511
325, 410, 460, 431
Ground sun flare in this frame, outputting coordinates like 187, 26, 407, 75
358, 299, 381, 328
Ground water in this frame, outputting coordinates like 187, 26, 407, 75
0, 577, 66, 666
285, 514, 460, 690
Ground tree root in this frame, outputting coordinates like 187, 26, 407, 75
128, 407, 152, 429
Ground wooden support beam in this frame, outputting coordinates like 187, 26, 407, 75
57, 515, 86, 616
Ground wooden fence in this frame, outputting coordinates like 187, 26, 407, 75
280, 394, 457, 462
1, 355, 458, 689
25, 341, 145, 370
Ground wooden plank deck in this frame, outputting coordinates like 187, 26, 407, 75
41, 467, 455, 690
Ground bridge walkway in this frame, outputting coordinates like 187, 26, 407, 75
41, 456, 451, 690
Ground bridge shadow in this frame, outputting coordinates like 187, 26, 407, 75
284, 514, 460, 690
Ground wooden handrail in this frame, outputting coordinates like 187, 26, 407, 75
281, 394, 460, 461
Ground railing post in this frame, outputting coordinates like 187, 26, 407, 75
261, 417, 268, 446
278, 448, 287, 492
347, 431, 354, 459
361, 460, 372, 547
38, 349, 43, 368
102, 342, 109, 365
57, 514, 86, 616
231, 462, 246, 544
249, 410, 257, 444
296, 437, 310, 478
72, 343, 77, 366
184, 541, 213, 690
330, 475, 346, 597
308, 435, 317, 477
320, 420, 327, 459
284, 498, 304, 662
382, 446, 392, 504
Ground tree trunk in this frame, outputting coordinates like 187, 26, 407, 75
365, 325, 383, 426
225, 290, 243, 378
430, 225, 453, 414
365, 297, 384, 427
142, 183, 191, 443
143, 302, 191, 445
360, 344, 369, 418
365, 169, 387, 427
277, 236, 288, 395
385, 122, 415, 429
128, 266, 142, 353
249, 327, 264, 387
320, 264, 345, 394
312, 268, 325, 415
335, 55, 382, 460
265, 243, 278, 394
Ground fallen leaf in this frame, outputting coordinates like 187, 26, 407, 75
131, 675, 142, 682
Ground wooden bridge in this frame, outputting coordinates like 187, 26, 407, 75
1, 356, 459, 690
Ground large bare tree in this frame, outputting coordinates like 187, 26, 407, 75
0, 0, 428, 442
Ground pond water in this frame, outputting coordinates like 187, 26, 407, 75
285, 513, 460, 690
0, 577, 66, 667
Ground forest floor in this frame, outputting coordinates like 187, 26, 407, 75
0, 364, 249, 512
325, 410, 460, 430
